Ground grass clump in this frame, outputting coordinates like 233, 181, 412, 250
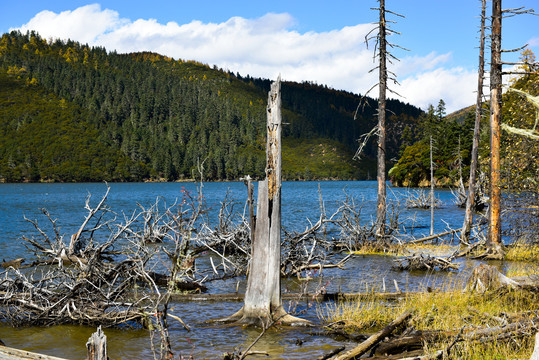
350, 244, 398, 256
505, 244, 539, 262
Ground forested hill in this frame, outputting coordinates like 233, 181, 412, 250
0, 31, 423, 182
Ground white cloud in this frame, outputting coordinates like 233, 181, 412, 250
15, 4, 127, 45
14, 5, 478, 112
399, 67, 477, 112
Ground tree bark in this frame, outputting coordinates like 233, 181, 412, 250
86, 326, 108, 360
462, 0, 487, 244
488, 0, 504, 257
375, 0, 388, 238
0, 345, 70, 360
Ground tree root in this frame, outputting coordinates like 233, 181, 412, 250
210, 306, 312, 328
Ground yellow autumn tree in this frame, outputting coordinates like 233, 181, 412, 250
501, 48, 539, 191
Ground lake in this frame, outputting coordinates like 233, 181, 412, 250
0, 181, 486, 359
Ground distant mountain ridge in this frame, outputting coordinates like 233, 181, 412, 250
0, 30, 423, 182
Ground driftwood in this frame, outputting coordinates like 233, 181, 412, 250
0, 183, 211, 331
331, 308, 415, 360
0, 345, 69, 360
317, 346, 346, 360
407, 228, 463, 245
1, 259, 25, 269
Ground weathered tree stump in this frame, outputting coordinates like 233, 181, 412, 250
466, 264, 520, 292
86, 326, 108, 360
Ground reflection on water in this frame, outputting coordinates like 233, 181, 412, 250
0, 181, 496, 358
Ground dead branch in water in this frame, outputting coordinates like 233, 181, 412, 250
393, 253, 458, 272
404, 189, 442, 209
0, 183, 210, 329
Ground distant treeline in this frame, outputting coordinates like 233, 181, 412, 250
0, 30, 423, 182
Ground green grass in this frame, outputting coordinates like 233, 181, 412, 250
282, 137, 365, 180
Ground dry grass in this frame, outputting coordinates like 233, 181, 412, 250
505, 261, 539, 277
505, 244, 539, 262
319, 276, 539, 359
350, 244, 399, 256
403, 243, 458, 257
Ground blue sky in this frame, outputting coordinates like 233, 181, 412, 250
1, 0, 537, 112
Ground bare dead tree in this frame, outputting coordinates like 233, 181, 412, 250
216, 77, 310, 327
486, 1, 535, 258
360, 0, 407, 238
488, 0, 504, 258
463, 0, 488, 245
0, 206, 156, 328
429, 136, 435, 236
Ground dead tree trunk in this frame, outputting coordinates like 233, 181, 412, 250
220, 77, 309, 327
375, 0, 388, 238
430, 136, 435, 236
86, 326, 108, 360
462, 0, 487, 244
488, 0, 504, 258
245, 175, 255, 242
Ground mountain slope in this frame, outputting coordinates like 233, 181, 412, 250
0, 31, 423, 182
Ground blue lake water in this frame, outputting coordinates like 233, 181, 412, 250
0, 181, 466, 259
0, 181, 487, 359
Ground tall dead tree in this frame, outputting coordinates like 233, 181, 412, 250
486, 1, 536, 257
362, 0, 405, 237
462, 0, 487, 244
430, 136, 435, 236
220, 77, 309, 327
375, 0, 388, 237
488, 0, 504, 257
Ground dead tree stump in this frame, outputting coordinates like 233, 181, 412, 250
466, 264, 519, 292
86, 326, 108, 360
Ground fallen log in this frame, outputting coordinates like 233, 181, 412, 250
0, 345, 69, 360
291, 254, 352, 277
168, 291, 409, 303
367, 350, 425, 359
407, 228, 463, 245
331, 308, 415, 360
317, 346, 345, 360
1, 258, 25, 269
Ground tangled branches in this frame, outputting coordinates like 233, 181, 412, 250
0, 183, 205, 329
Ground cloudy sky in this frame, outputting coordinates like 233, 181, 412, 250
1, 0, 537, 113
